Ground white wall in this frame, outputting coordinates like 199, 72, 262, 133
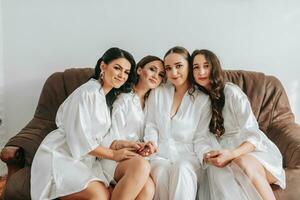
1, 0, 300, 147
0, 0, 8, 176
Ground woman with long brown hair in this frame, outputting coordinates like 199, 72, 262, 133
191, 49, 285, 200
144, 46, 211, 200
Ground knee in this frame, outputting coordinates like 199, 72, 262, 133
89, 193, 110, 200
233, 156, 265, 181
129, 157, 151, 176
86, 182, 110, 200
140, 178, 155, 199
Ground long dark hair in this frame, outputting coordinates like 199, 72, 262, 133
91, 47, 136, 107
164, 46, 195, 96
191, 49, 225, 137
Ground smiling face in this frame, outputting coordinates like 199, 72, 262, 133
101, 58, 131, 90
137, 60, 165, 89
164, 53, 189, 87
192, 54, 212, 90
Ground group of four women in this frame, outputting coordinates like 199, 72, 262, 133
30, 46, 285, 200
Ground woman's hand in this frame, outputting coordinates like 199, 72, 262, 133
137, 141, 157, 157
112, 148, 139, 162
203, 149, 236, 168
110, 140, 142, 151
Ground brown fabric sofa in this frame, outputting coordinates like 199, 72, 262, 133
1, 68, 299, 199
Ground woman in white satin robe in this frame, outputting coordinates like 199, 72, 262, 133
143, 46, 211, 200
101, 55, 165, 200
191, 49, 285, 200
30, 48, 151, 200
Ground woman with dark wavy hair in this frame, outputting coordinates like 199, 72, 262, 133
101, 55, 165, 200
31, 47, 152, 200
191, 49, 285, 200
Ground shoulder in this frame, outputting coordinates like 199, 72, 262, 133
113, 92, 134, 108
81, 79, 102, 93
224, 82, 247, 100
194, 89, 211, 107
148, 83, 172, 98
155, 82, 172, 93
71, 79, 105, 103
60, 79, 105, 112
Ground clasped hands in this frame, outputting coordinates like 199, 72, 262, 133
110, 140, 157, 161
203, 149, 236, 168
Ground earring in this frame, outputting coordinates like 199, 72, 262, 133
100, 71, 104, 80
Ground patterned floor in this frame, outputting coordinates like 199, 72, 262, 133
0, 176, 6, 196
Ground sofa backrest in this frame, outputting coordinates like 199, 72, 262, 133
224, 70, 295, 136
34, 68, 94, 122
35, 68, 295, 138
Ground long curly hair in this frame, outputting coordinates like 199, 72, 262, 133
191, 49, 225, 137
90, 47, 136, 107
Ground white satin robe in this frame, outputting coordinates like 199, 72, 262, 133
196, 83, 286, 200
31, 79, 113, 200
144, 83, 211, 200
100, 92, 147, 182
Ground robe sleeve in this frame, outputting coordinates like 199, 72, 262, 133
62, 91, 100, 160
144, 89, 159, 147
101, 101, 126, 148
194, 98, 216, 168
231, 86, 267, 152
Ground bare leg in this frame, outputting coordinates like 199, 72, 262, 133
233, 155, 276, 200
60, 180, 110, 200
136, 177, 155, 200
112, 156, 151, 200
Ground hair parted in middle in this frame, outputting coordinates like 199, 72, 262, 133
164, 46, 198, 96
191, 49, 225, 137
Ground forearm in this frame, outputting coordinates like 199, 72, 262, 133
232, 141, 255, 158
89, 146, 114, 160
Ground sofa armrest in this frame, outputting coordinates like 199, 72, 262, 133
0, 146, 25, 177
0, 146, 24, 164
4, 117, 56, 166
268, 123, 300, 168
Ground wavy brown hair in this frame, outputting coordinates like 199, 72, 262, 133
191, 49, 225, 137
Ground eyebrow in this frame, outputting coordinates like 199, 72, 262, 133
165, 61, 183, 67
193, 62, 209, 66
150, 65, 158, 69
115, 64, 130, 71
174, 62, 183, 65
